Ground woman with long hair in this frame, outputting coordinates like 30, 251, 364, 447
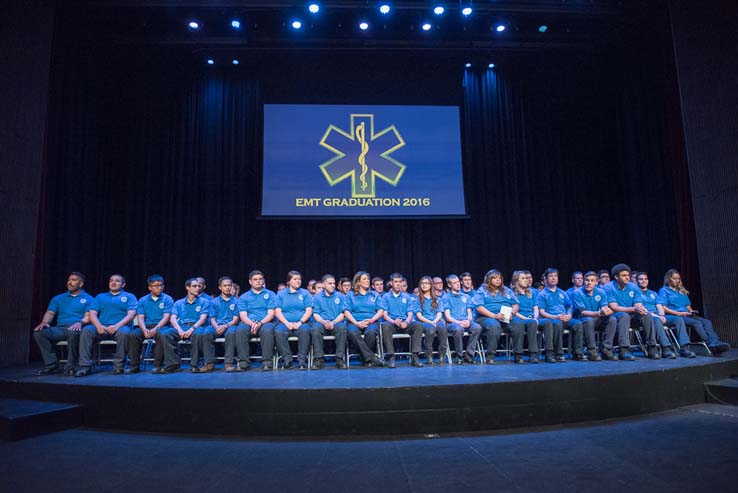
415, 275, 447, 365
343, 271, 385, 367
472, 269, 520, 364
659, 269, 730, 355
510, 270, 540, 363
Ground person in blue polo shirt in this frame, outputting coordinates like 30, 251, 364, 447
380, 273, 424, 368
473, 269, 521, 364
442, 274, 482, 364
510, 270, 540, 363
77, 274, 137, 376
536, 268, 584, 363
274, 271, 313, 370
660, 269, 730, 355
237, 270, 278, 371
311, 274, 349, 369
571, 271, 614, 362
128, 274, 174, 374
344, 271, 385, 367
415, 276, 446, 365
197, 277, 212, 301
634, 272, 692, 358
33, 272, 94, 375
164, 278, 210, 372
566, 271, 583, 300
603, 264, 646, 361
209, 276, 241, 372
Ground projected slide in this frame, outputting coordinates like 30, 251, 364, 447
262, 104, 466, 217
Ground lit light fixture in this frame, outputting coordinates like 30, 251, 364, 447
232, 59, 239, 65
495, 24, 506, 32
488, 63, 495, 68
539, 25, 548, 33
291, 19, 303, 29
187, 21, 200, 31
461, 4, 472, 16
433, 6, 445, 15
379, 4, 391, 15
207, 59, 214, 65
359, 21, 369, 30
465, 62, 472, 68
231, 20, 241, 29
421, 22, 432, 31
308, 3, 320, 14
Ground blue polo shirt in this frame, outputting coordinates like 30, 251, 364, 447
345, 291, 383, 321
47, 290, 95, 326
604, 281, 639, 308
442, 291, 474, 320
209, 295, 239, 325
200, 293, 212, 301
136, 293, 174, 326
90, 291, 137, 326
514, 288, 538, 318
381, 291, 415, 319
572, 287, 607, 318
416, 295, 442, 320
637, 289, 664, 314
472, 286, 519, 314
275, 288, 313, 323
313, 290, 348, 321
238, 289, 277, 321
658, 287, 691, 312
171, 296, 210, 325
536, 287, 572, 316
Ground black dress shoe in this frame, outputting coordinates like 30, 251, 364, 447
37, 365, 62, 376
454, 356, 463, 365
555, 355, 567, 362
529, 356, 540, 364
572, 353, 587, 361
647, 347, 662, 359
462, 352, 475, 364
425, 352, 435, 365
152, 367, 164, 374
587, 350, 602, 362
75, 367, 92, 377
162, 364, 180, 373
679, 348, 696, 358
709, 342, 731, 355
370, 356, 385, 367
545, 354, 557, 363
261, 362, 274, 371
238, 364, 251, 371
65, 367, 77, 376
113, 368, 125, 375
190, 366, 200, 373
335, 358, 348, 369
662, 347, 677, 359
299, 361, 308, 370
601, 348, 617, 360
619, 349, 636, 361
410, 354, 424, 367
485, 356, 496, 364
125, 366, 140, 374
514, 355, 525, 364
386, 356, 396, 368
311, 358, 324, 370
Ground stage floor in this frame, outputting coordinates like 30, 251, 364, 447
1, 351, 736, 437
2, 351, 737, 390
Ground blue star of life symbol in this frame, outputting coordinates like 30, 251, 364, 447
319, 114, 406, 198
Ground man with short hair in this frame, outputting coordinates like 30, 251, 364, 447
338, 278, 352, 296
566, 271, 584, 300
597, 270, 610, 288
442, 274, 482, 364
602, 263, 643, 361
432, 277, 445, 297
536, 268, 584, 363
371, 277, 385, 295
571, 271, 613, 362
460, 273, 475, 295
380, 273, 424, 368
210, 276, 242, 372
197, 277, 212, 301
128, 274, 173, 374
311, 274, 349, 369
164, 278, 210, 372
635, 272, 693, 358
33, 272, 93, 375
77, 274, 137, 376
237, 270, 278, 371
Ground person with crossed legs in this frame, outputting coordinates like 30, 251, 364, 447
344, 271, 385, 368
634, 272, 688, 359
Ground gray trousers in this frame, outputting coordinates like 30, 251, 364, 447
604, 313, 632, 349
127, 326, 167, 367
346, 323, 380, 361
419, 321, 448, 352
447, 321, 482, 355
275, 323, 311, 364
79, 324, 131, 369
34, 326, 80, 369
155, 326, 182, 367
380, 321, 423, 355
311, 322, 348, 360
190, 326, 216, 366
580, 316, 615, 351
234, 322, 276, 363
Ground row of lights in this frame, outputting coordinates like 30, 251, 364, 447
186, 4, 548, 34
205, 58, 495, 68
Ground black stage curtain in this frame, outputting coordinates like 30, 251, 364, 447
34, 5, 696, 318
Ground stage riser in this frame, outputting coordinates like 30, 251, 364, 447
1, 359, 735, 436
0, 398, 83, 441
704, 378, 738, 406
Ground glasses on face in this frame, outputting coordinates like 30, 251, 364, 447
149, 283, 164, 288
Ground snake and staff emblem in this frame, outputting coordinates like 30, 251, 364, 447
356, 122, 370, 192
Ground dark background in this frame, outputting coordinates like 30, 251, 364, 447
1, 0, 735, 366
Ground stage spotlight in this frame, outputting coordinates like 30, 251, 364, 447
539, 25, 548, 33
495, 24, 506, 32
461, 6, 472, 16
231, 20, 241, 29
421, 22, 432, 31
308, 3, 320, 14
488, 63, 495, 68
232, 59, 239, 65
379, 4, 391, 15
359, 21, 369, 30
187, 21, 200, 31
207, 59, 214, 65
465, 62, 472, 68
291, 19, 303, 30
433, 6, 445, 15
